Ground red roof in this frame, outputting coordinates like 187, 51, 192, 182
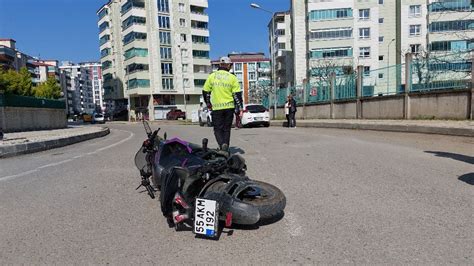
211, 58, 270, 63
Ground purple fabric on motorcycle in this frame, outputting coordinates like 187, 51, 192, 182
165, 138, 193, 154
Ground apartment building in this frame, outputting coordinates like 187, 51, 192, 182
59, 62, 104, 115
269, 11, 294, 89
287, 0, 472, 95
97, 0, 211, 120
211, 52, 271, 104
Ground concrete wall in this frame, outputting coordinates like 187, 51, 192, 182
334, 101, 357, 119
409, 91, 471, 120
361, 96, 405, 119
0, 107, 67, 133
271, 89, 472, 120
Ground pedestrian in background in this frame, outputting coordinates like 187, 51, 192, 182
284, 96, 290, 128
288, 94, 297, 128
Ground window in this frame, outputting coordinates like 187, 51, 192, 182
278, 43, 286, 49
183, 78, 190, 88
249, 72, 256, 80
180, 34, 187, 43
379, 0, 383, 4
359, 28, 370, 39
194, 79, 206, 87
179, 18, 186, 27
430, 40, 473, 52
235, 73, 243, 80
159, 31, 171, 44
182, 64, 188, 72
429, 20, 474, 32
192, 35, 209, 43
158, 16, 170, 28
99, 35, 110, 45
379, 55, 384, 61
126, 63, 149, 74
162, 78, 174, 90
363, 66, 370, 76
409, 25, 421, 36
309, 28, 353, 40
359, 9, 370, 20
309, 8, 353, 21
157, 0, 169, 12
124, 48, 148, 60
128, 79, 150, 89
191, 20, 208, 29
122, 16, 146, 29
181, 49, 188, 58
429, 1, 472, 12
160, 47, 172, 59
99, 21, 109, 33
194, 65, 210, 73
409, 5, 421, 17
123, 32, 147, 45
379, 18, 384, 24
378, 73, 384, 79
101, 48, 111, 57
310, 47, 353, 58
379, 36, 384, 43
98, 8, 108, 19
161, 63, 173, 75
359, 47, 371, 58
275, 29, 285, 36
234, 63, 242, 72
410, 44, 421, 54
192, 50, 209, 58
178, 3, 185, 12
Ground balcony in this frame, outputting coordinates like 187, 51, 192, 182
121, 0, 145, 16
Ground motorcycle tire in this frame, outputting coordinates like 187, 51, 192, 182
207, 180, 286, 222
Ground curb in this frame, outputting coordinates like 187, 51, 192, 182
0, 127, 110, 158
270, 121, 474, 137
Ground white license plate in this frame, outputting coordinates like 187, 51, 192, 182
194, 198, 218, 237
254, 117, 263, 121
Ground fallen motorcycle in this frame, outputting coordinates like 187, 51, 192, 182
134, 121, 286, 237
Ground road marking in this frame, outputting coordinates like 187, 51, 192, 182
0, 169, 39, 182
0, 129, 134, 182
284, 212, 303, 237
37, 159, 73, 169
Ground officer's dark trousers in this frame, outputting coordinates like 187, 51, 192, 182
211, 108, 234, 148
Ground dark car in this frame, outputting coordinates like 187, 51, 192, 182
166, 109, 186, 120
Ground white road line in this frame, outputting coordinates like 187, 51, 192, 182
0, 129, 134, 182
284, 211, 303, 237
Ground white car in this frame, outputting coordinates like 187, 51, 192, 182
199, 107, 213, 127
241, 104, 270, 127
92, 114, 105, 124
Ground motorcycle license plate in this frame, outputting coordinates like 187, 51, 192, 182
194, 198, 218, 237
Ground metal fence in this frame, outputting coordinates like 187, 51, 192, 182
0, 94, 66, 109
261, 50, 472, 107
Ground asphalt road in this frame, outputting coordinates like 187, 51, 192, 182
1, 123, 473, 264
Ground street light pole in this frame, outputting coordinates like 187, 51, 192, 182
178, 44, 187, 115
387, 38, 395, 95
251, 3, 276, 119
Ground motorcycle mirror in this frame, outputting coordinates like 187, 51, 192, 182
143, 120, 152, 136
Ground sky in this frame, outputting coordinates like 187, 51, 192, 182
0, 0, 289, 63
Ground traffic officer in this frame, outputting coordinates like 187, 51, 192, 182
203, 56, 243, 151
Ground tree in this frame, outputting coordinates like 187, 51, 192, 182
34, 77, 62, 99
0, 67, 33, 96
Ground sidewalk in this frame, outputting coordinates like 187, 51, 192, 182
0, 126, 110, 158
270, 119, 474, 137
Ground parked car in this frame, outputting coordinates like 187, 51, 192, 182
92, 114, 105, 124
241, 104, 270, 127
199, 107, 213, 127
166, 109, 186, 120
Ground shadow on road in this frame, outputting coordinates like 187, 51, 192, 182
458, 173, 474, 185
425, 151, 474, 165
